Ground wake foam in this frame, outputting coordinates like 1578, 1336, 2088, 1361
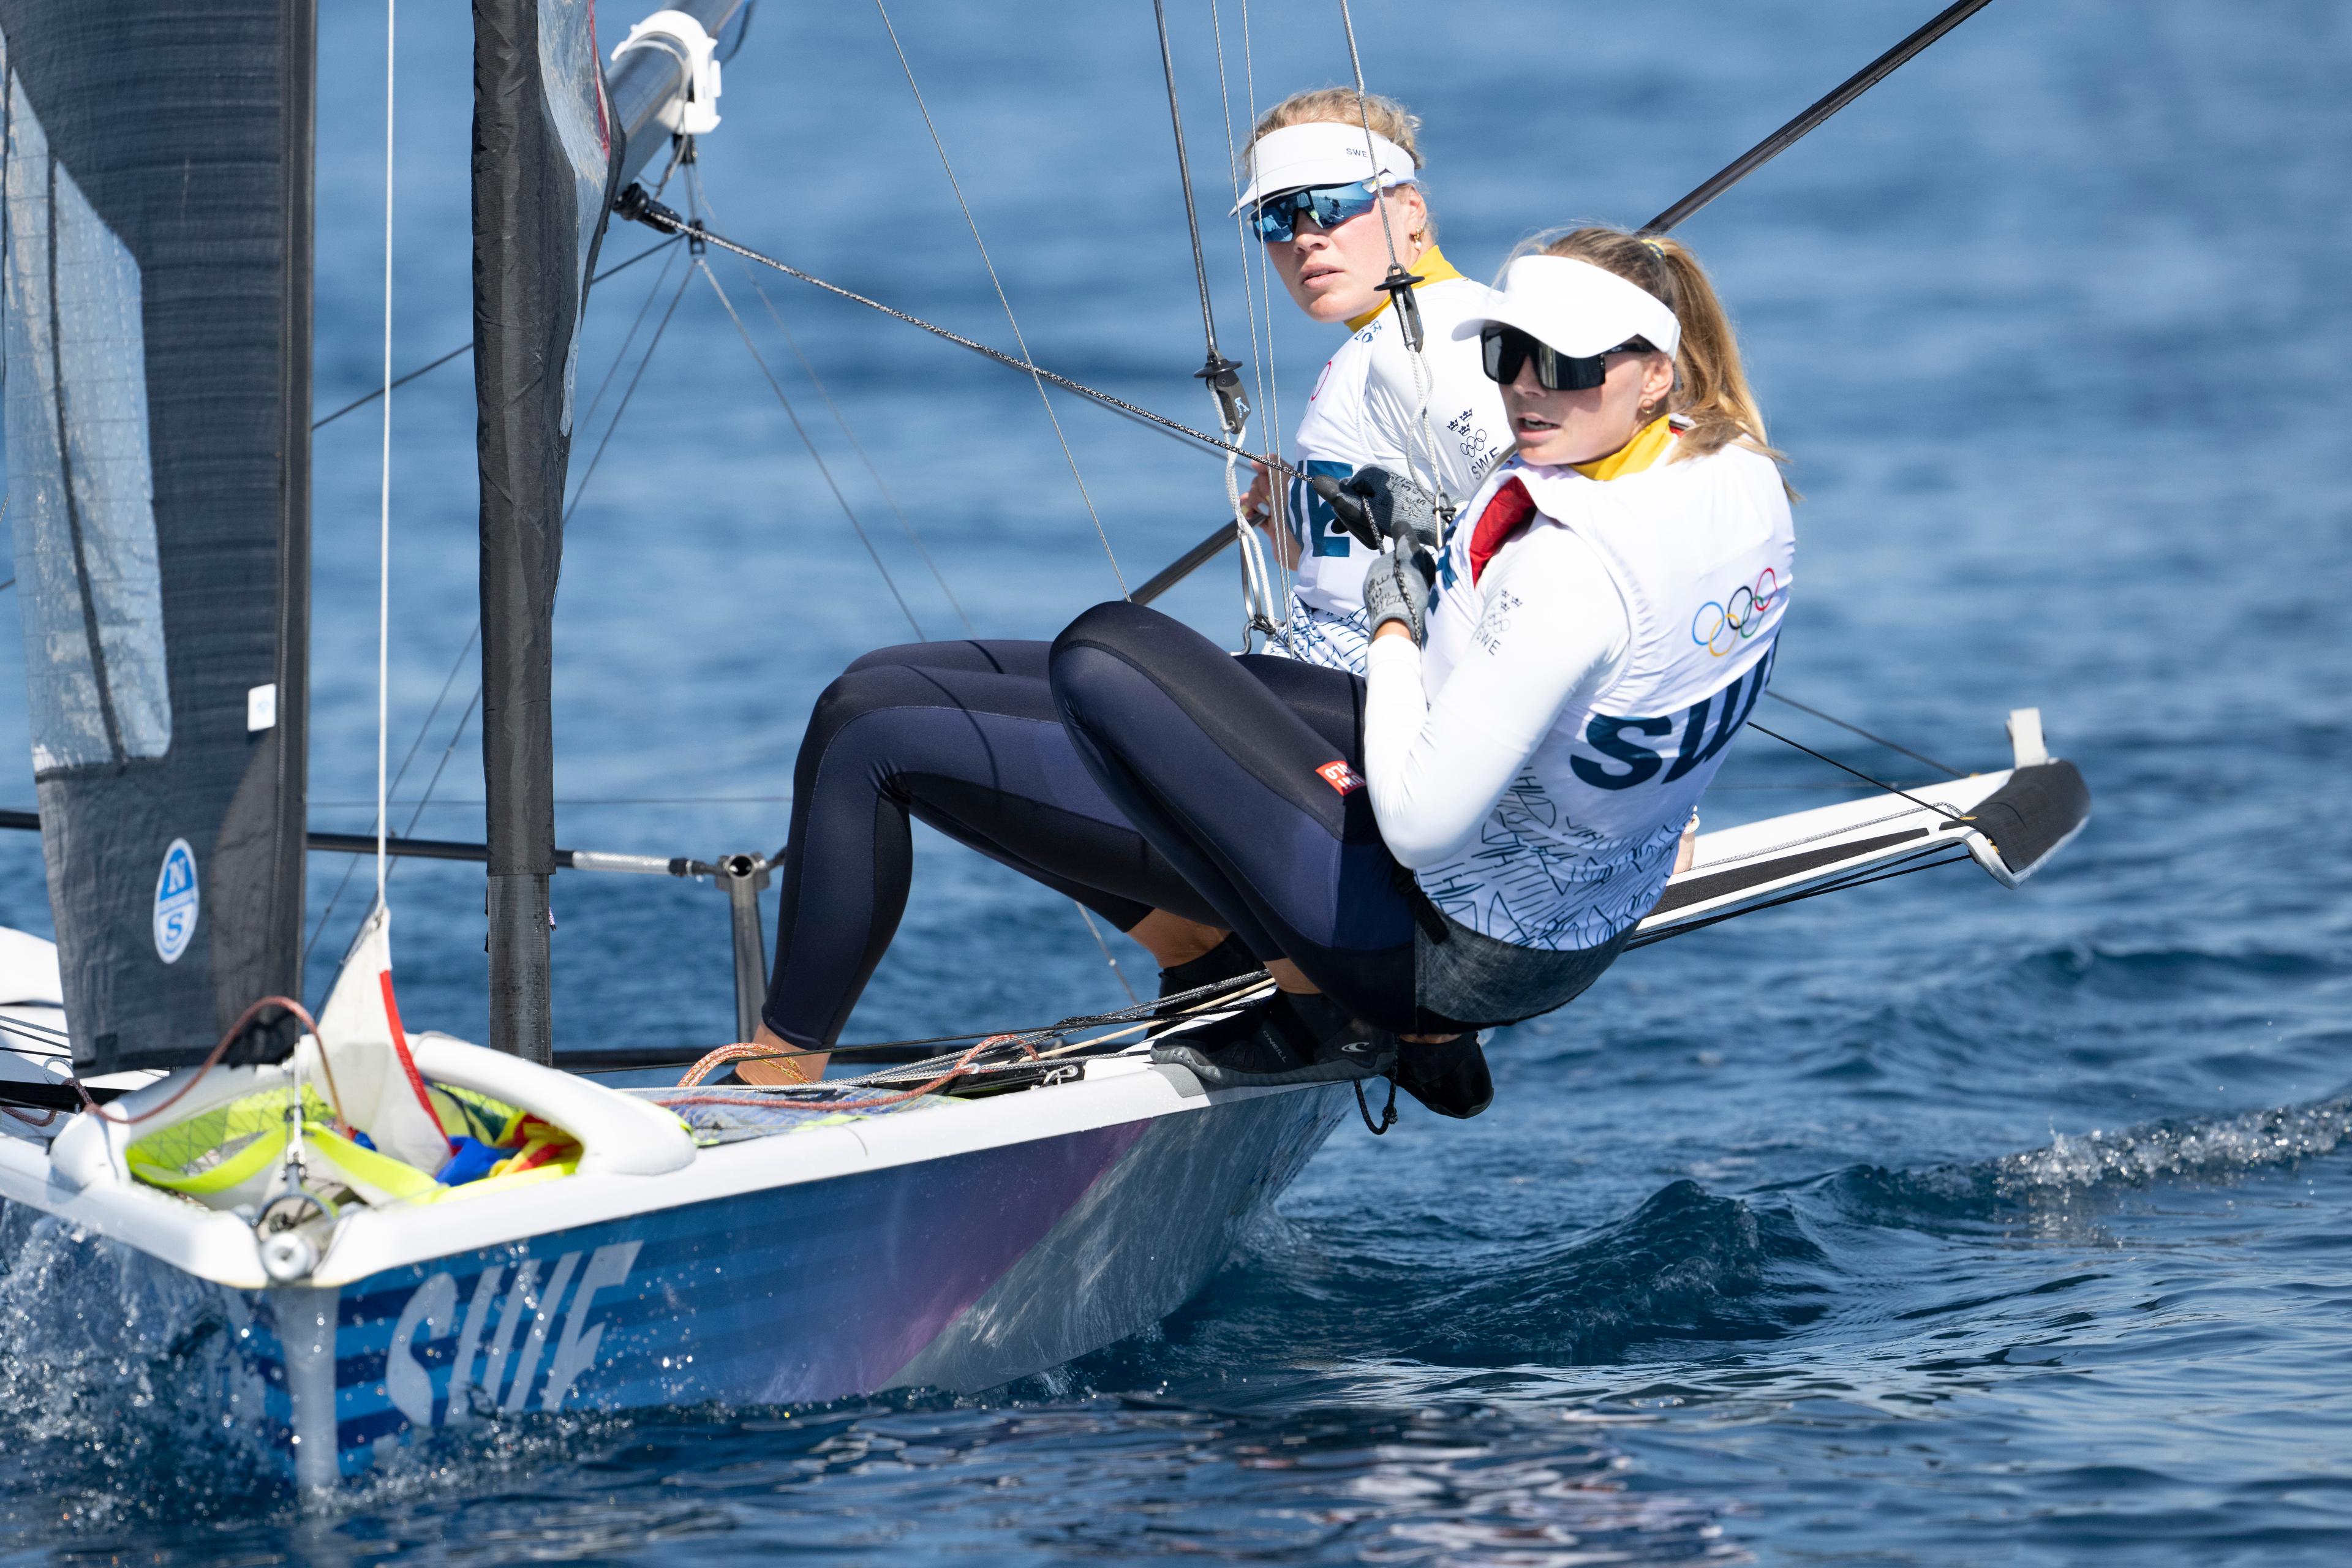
1814, 1095, 2352, 1226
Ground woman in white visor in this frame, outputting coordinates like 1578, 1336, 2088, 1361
1232, 91, 1509, 673
740, 90, 1508, 1083
1039, 228, 1793, 1115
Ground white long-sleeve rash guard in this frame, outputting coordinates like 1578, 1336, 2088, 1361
1363, 526, 1632, 869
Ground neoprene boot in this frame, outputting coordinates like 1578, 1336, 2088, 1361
1152, 989, 1393, 1088
1153, 932, 1261, 1015
1391, 1033, 1494, 1118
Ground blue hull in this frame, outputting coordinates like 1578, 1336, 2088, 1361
230, 1081, 1346, 1484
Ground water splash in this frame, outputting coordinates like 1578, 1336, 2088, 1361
0, 1204, 285, 1528
1809, 1095, 2352, 1228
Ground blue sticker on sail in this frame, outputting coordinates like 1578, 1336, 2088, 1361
153, 838, 198, 964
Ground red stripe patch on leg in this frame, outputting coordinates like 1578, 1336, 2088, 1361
1316, 760, 1366, 794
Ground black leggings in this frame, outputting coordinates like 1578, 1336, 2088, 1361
760, 635, 1372, 1047
1046, 603, 1439, 1030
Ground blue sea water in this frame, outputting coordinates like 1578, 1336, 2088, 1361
1, 0, 2350, 1560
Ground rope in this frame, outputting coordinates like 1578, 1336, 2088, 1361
309, 235, 687, 964
1215, 0, 1295, 614
614, 195, 1309, 484
870, 0, 1125, 595
1147, 0, 1273, 646
698, 257, 926, 639
1332, 0, 1450, 511
709, 202, 1131, 1006
309, 651, 486, 964
311, 237, 681, 431
674, 970, 1275, 1083
682, 168, 971, 634
374, 0, 397, 912
663, 1035, 997, 1114
1219, 89, 1294, 648
1072, 903, 1142, 1006
1763, 690, 1964, 778
573, 235, 688, 464
0, 1014, 71, 1047
730, 252, 976, 635
71, 997, 319, 1126
1746, 723, 1972, 823
1149, 0, 1234, 408
565, 262, 694, 520
640, 815, 1978, 1110
685, 172, 1130, 1003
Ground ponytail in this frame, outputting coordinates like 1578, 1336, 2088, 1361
1527, 227, 1784, 470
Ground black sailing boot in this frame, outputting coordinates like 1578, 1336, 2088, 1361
1145, 933, 1270, 1056
1153, 933, 1261, 1016
1390, 1031, 1494, 1118
1152, 987, 1394, 1088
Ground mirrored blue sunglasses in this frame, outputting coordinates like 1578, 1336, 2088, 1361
1249, 180, 1385, 243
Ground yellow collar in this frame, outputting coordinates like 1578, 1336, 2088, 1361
1572, 415, 1675, 481
1343, 245, 1464, 331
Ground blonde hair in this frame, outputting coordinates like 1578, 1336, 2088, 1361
1524, 227, 1784, 469
1248, 89, 1434, 243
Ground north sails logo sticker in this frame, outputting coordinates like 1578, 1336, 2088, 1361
153, 839, 198, 963
1316, 761, 1365, 794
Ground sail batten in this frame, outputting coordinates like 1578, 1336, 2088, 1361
0, 1, 315, 1072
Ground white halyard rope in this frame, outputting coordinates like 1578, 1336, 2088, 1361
375, 0, 397, 910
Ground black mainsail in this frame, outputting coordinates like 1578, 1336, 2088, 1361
0, 1, 315, 1072
471, 0, 622, 1062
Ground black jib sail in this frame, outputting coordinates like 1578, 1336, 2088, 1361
472, 0, 622, 1062
0, 1, 315, 1073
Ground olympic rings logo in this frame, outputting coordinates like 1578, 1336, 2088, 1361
1690, 570, 1779, 658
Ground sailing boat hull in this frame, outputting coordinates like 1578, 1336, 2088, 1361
2, 1063, 1348, 1488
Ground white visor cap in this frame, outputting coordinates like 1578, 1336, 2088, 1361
1232, 121, 1417, 214
1453, 255, 1681, 361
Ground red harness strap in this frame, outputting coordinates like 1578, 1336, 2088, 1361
1468, 478, 1537, 586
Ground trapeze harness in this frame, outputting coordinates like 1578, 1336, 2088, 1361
760, 421, 1791, 1044
1280, 247, 1509, 673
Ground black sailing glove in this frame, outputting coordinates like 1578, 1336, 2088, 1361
1304, 463, 1441, 555
1347, 465, 1441, 646
1362, 546, 1434, 646
1338, 464, 1441, 557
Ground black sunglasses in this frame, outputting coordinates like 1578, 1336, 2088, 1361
1479, 324, 1656, 391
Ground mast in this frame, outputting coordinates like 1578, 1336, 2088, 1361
470, 0, 622, 1061
469, 0, 733, 1060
